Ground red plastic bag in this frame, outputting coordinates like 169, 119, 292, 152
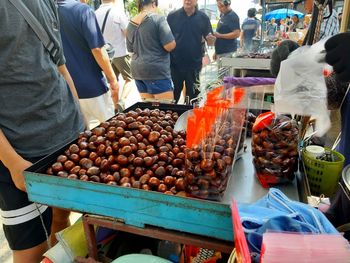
231, 200, 251, 263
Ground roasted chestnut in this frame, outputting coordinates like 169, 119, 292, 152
116, 155, 128, 165
148, 131, 160, 143
149, 177, 160, 188
87, 166, 100, 176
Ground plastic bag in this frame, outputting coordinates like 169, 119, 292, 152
223, 77, 276, 151
231, 200, 251, 263
252, 112, 299, 188
274, 39, 330, 136
184, 87, 248, 200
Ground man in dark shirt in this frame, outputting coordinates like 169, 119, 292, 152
167, 0, 213, 103
213, 0, 240, 62
57, 0, 119, 123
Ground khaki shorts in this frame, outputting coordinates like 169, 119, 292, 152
111, 55, 132, 81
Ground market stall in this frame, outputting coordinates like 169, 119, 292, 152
25, 132, 305, 253
23, 75, 313, 262
220, 56, 272, 77
19, 2, 350, 260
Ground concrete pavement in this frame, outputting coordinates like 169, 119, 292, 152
0, 224, 12, 263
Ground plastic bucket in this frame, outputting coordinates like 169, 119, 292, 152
341, 164, 350, 201
112, 254, 172, 263
302, 148, 345, 197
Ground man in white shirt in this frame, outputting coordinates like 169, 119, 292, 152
95, 0, 132, 110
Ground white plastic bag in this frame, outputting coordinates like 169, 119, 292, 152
274, 39, 330, 136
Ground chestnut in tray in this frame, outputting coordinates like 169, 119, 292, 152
47, 108, 242, 201
47, 108, 189, 196
251, 112, 299, 188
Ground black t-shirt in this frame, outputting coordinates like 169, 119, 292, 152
215, 10, 240, 55
167, 8, 212, 71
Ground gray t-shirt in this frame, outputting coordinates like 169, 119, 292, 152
0, 1, 84, 158
126, 14, 174, 80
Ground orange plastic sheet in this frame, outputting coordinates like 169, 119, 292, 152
186, 86, 246, 148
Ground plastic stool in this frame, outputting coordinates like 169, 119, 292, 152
112, 254, 172, 263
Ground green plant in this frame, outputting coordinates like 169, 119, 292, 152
125, 0, 138, 17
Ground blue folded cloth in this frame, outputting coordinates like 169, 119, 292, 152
238, 188, 338, 255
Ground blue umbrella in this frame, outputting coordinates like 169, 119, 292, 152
265, 8, 305, 20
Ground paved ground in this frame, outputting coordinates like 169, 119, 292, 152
0, 225, 11, 263
0, 56, 218, 262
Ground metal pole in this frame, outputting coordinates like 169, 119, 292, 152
261, 0, 266, 45
341, 0, 350, 32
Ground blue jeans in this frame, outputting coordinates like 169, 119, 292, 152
135, 79, 173, 95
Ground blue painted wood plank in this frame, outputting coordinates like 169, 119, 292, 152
25, 172, 233, 241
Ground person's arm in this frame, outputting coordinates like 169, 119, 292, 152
325, 32, 350, 82
203, 15, 215, 46
91, 47, 119, 107
121, 28, 127, 37
240, 31, 244, 48
0, 130, 31, 191
80, 8, 119, 106
58, 64, 79, 100
163, 40, 176, 52
158, 16, 176, 53
256, 21, 261, 37
126, 25, 134, 53
214, 29, 240, 40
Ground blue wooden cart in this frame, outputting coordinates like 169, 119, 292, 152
24, 141, 303, 243
23, 103, 307, 257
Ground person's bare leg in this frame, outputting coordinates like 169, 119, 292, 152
50, 207, 71, 245
13, 240, 48, 263
120, 79, 132, 101
154, 91, 174, 101
140, 93, 154, 101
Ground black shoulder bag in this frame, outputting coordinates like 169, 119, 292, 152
8, 0, 61, 65
101, 8, 115, 59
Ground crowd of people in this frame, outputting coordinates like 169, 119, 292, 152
0, 0, 349, 262
265, 6, 341, 41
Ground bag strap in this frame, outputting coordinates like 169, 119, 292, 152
101, 8, 112, 34
8, 0, 60, 64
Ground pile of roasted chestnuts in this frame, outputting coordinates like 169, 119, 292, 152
252, 113, 299, 188
184, 109, 245, 200
47, 108, 190, 195
46, 108, 244, 200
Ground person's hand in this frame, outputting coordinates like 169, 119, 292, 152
109, 80, 120, 109
213, 32, 221, 39
8, 158, 33, 192
270, 40, 300, 77
206, 33, 216, 46
325, 32, 350, 82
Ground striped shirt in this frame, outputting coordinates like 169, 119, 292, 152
320, 9, 339, 39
